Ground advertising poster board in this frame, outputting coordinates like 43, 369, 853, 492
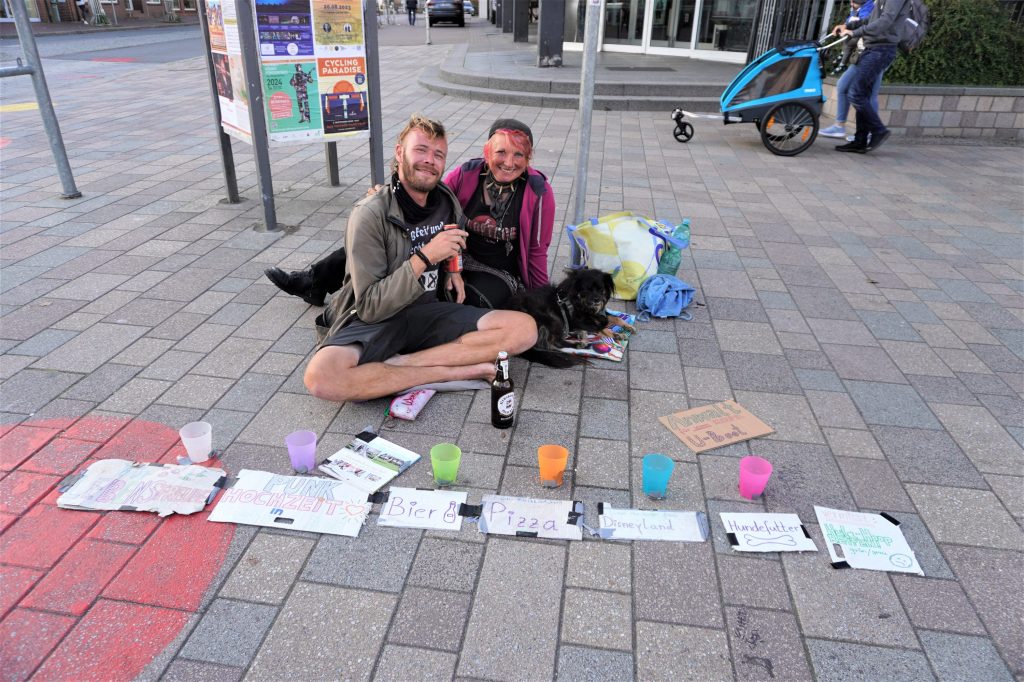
208, 0, 253, 143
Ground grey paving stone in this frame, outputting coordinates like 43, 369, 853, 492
783, 347, 832, 370
806, 638, 937, 679
823, 427, 885, 460
881, 340, 956, 377
162, 660, 242, 682
635, 622, 733, 682
458, 539, 564, 681
971, 343, 1024, 374
1, 368, 80, 414
301, 523, 420, 592
407, 539, 483, 593
906, 484, 1024, 551
978, 393, 1024, 429
562, 588, 632, 651
985, 473, 1024, 518
556, 645, 634, 682
805, 389, 867, 429
219, 533, 315, 605
677, 337, 725, 369
734, 391, 825, 446
823, 344, 908, 383
192, 337, 274, 379
635, 541, 722, 628
845, 381, 941, 429
138, 350, 205, 381
179, 599, 277, 667
890, 576, 986, 635
522, 364, 583, 414
717, 555, 792, 611
956, 371, 1015, 397
0, 298, 84, 342
943, 546, 1024, 675
575, 437, 630, 489
723, 352, 802, 394
579, 398, 628, 441
683, 366, 733, 401
629, 349, 684, 391
8, 329, 77, 357
246, 583, 395, 682
794, 368, 845, 392
566, 541, 631, 593
500, 463, 572, 499
919, 631, 1014, 682
789, 285, 859, 320
706, 296, 769, 322
507, 410, 578, 467
930, 403, 1024, 476
714, 320, 782, 355
871, 425, 986, 487
906, 374, 979, 405
629, 329, 679, 354
327, 398, 388, 435
583, 367, 628, 399
781, 525, 918, 648
630, 390, 693, 461
806, 318, 880, 347
33, 322, 147, 373
373, 645, 457, 682
725, 606, 812, 681
148, 312, 208, 341
236, 392, 339, 446
383, 393, 472, 440
835, 457, 915, 511
387, 586, 471, 652
174, 323, 235, 354
201, 409, 256, 454
214, 373, 286, 413
111, 337, 175, 367
158, 374, 235, 410
98, 377, 172, 413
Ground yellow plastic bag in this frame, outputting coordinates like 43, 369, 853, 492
567, 211, 673, 300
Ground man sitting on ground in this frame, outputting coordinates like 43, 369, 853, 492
303, 114, 538, 403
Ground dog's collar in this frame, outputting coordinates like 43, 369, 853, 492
555, 292, 574, 336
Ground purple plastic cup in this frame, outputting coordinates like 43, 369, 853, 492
286, 430, 317, 474
739, 456, 773, 499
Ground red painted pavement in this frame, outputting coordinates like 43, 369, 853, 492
0, 417, 235, 681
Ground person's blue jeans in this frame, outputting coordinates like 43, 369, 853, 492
408, 9, 416, 24
850, 45, 897, 144
836, 62, 883, 123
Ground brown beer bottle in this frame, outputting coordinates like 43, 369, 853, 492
491, 351, 514, 429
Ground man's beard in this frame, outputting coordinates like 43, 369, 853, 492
400, 156, 440, 194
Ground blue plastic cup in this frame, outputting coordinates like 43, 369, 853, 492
642, 454, 675, 500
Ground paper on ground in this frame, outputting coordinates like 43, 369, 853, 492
57, 459, 225, 517
720, 512, 817, 552
598, 506, 708, 541
478, 495, 583, 540
377, 487, 467, 531
659, 400, 774, 453
208, 469, 370, 537
318, 431, 420, 494
815, 506, 923, 574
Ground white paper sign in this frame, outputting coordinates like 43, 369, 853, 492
208, 470, 370, 537
815, 506, 923, 574
377, 487, 467, 531
478, 495, 583, 540
720, 513, 817, 552
57, 459, 225, 517
598, 506, 708, 542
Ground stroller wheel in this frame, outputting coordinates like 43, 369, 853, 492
760, 102, 818, 156
673, 122, 694, 143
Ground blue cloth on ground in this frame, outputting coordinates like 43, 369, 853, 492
636, 274, 696, 321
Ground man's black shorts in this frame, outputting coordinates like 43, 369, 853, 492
321, 302, 490, 365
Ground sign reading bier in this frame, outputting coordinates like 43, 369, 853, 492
659, 400, 774, 453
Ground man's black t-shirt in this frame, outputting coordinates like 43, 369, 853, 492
393, 174, 452, 301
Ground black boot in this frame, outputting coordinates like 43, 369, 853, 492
265, 267, 326, 306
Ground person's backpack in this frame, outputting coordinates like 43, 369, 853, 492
897, 0, 929, 54
636, 275, 696, 322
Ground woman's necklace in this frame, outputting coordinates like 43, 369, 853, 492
484, 173, 516, 230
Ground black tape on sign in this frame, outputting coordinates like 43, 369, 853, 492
726, 532, 739, 547
597, 502, 604, 516
516, 531, 538, 538
214, 475, 228, 490
566, 501, 584, 526
459, 503, 483, 518
801, 525, 813, 539
57, 472, 86, 493
831, 560, 851, 569
354, 429, 377, 442
880, 512, 900, 526
366, 490, 390, 505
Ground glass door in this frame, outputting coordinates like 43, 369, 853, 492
649, 0, 695, 48
602, 0, 646, 46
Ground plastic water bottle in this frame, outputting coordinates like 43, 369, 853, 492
657, 219, 690, 276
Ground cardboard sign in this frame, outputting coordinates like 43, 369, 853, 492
659, 400, 774, 453
478, 495, 583, 540
598, 506, 708, 542
720, 513, 817, 553
57, 459, 226, 517
377, 487, 467, 531
815, 506, 923, 575
208, 470, 369, 537
319, 431, 420, 494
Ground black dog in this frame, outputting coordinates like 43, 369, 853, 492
506, 268, 615, 368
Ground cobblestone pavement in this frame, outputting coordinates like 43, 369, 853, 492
1, 18, 1022, 682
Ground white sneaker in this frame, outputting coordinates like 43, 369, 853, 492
820, 124, 847, 138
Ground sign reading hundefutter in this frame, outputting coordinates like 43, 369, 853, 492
659, 400, 774, 453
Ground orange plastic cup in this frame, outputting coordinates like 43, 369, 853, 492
538, 445, 570, 488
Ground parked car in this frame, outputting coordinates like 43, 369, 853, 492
464, 0, 476, 16
426, 0, 464, 26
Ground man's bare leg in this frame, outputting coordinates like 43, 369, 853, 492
386, 310, 537, 369
305, 345, 494, 403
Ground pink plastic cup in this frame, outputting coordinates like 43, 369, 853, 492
738, 456, 772, 499
286, 430, 317, 474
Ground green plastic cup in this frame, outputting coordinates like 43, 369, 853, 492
430, 443, 461, 487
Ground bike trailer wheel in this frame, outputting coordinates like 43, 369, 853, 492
673, 122, 694, 143
759, 102, 818, 156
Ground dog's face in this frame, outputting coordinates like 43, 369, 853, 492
559, 268, 613, 314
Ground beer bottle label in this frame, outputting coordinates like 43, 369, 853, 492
497, 393, 515, 417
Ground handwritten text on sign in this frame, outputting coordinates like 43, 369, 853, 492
598, 507, 708, 542
659, 400, 774, 453
814, 506, 923, 574
478, 495, 582, 540
377, 487, 466, 531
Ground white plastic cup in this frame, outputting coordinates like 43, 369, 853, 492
179, 421, 213, 463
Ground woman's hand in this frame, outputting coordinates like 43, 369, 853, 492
447, 272, 466, 304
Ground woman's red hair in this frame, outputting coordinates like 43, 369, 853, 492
483, 128, 533, 166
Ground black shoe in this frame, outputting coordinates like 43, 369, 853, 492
865, 129, 891, 152
835, 141, 868, 154
264, 267, 326, 306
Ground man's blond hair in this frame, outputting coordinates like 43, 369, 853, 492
391, 114, 446, 173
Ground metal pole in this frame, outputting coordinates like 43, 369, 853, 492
9, 0, 81, 199
234, 0, 279, 231
196, 0, 240, 203
364, 0, 386, 184
325, 141, 340, 186
571, 0, 600, 235
425, 1, 431, 44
